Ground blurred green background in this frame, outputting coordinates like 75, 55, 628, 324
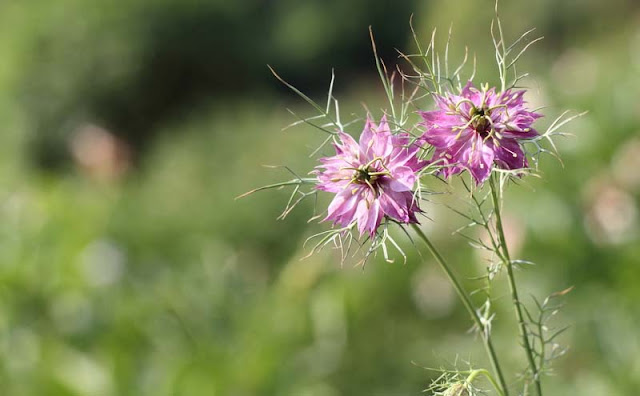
0, 0, 639, 395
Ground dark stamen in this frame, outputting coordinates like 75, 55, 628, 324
470, 105, 491, 138
353, 165, 377, 184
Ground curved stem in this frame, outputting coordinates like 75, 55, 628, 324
489, 176, 542, 396
410, 224, 509, 396
466, 369, 505, 396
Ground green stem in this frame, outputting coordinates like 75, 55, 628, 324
489, 176, 542, 396
410, 224, 509, 396
466, 369, 505, 396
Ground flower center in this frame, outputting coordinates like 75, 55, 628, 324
353, 165, 377, 184
470, 106, 492, 138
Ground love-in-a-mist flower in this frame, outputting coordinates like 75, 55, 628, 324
419, 81, 542, 184
315, 116, 425, 237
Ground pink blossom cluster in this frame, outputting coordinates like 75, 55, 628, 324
316, 82, 540, 236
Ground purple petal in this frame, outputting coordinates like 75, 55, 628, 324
359, 118, 375, 157
355, 195, 383, 237
325, 187, 361, 226
378, 190, 422, 223
337, 131, 360, 158
371, 116, 393, 158
423, 126, 472, 149
492, 139, 528, 170
461, 135, 495, 184
388, 166, 417, 192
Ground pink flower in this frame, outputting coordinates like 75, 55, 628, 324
315, 116, 425, 237
419, 81, 542, 184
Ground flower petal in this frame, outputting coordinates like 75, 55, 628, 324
325, 187, 361, 226
462, 135, 495, 184
388, 166, 417, 192
493, 139, 528, 170
337, 131, 360, 158
355, 195, 383, 237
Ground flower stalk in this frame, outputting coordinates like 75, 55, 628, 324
249, 8, 578, 394
465, 369, 505, 396
489, 175, 541, 396
411, 223, 508, 396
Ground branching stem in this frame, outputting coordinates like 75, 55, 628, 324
411, 224, 508, 396
465, 369, 505, 396
489, 175, 542, 396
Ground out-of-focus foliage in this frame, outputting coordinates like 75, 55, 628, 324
0, 0, 639, 395
5, 0, 415, 169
